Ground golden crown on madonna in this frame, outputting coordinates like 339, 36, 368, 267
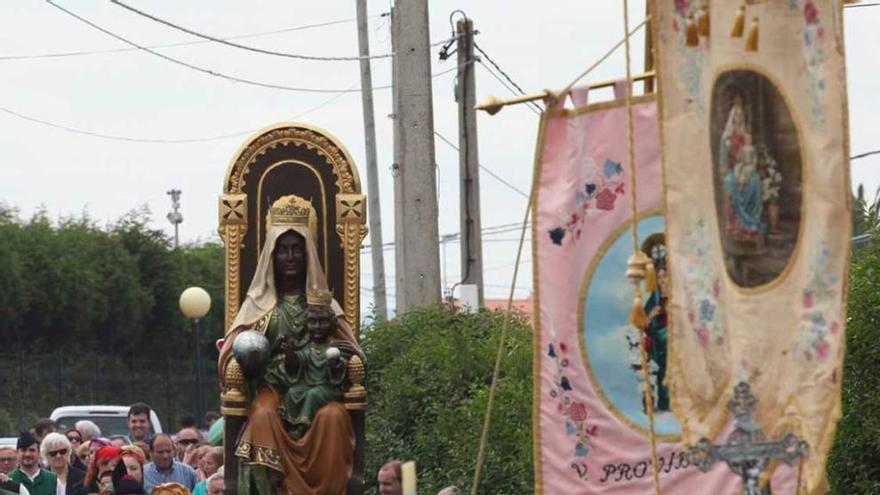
267, 195, 318, 240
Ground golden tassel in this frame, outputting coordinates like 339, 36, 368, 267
644, 261, 658, 293
630, 291, 649, 330
745, 16, 759, 51
731, 5, 745, 37
698, 4, 710, 37
686, 13, 699, 46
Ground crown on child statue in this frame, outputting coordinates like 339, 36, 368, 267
307, 288, 333, 306
268, 195, 314, 227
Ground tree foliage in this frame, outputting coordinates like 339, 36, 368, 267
362, 306, 534, 495
0, 205, 225, 434
827, 229, 880, 493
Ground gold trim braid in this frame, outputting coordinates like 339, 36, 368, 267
235, 441, 284, 473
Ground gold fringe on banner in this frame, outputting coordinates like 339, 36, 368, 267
698, 4, 710, 37
745, 16, 759, 51
731, 4, 745, 37
686, 13, 699, 46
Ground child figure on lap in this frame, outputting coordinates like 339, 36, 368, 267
280, 289, 347, 439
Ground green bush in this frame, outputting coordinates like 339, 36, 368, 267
362, 306, 534, 494
827, 233, 880, 493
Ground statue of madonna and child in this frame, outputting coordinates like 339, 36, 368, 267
218, 196, 363, 495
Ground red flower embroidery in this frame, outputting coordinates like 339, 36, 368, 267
696, 326, 709, 347
803, 291, 814, 309
687, 311, 695, 324
712, 280, 721, 297
558, 342, 568, 353
816, 340, 830, 360
569, 402, 588, 422
830, 321, 840, 335
595, 189, 617, 211
557, 402, 564, 413
586, 425, 599, 436
804, 1, 819, 25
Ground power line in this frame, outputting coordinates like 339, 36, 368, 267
110, 0, 395, 62
433, 131, 530, 198
0, 16, 366, 61
473, 41, 542, 113
46, 0, 387, 93
0, 86, 350, 143
852, 149, 880, 161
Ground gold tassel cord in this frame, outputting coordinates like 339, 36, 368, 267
745, 16, 759, 51
731, 4, 746, 37
622, 0, 662, 493
644, 261, 658, 293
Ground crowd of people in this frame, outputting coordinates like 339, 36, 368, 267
0, 404, 223, 495
0, 403, 467, 495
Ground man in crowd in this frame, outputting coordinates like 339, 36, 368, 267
8, 433, 55, 495
31, 420, 55, 445
126, 403, 153, 444
0, 445, 28, 495
143, 434, 196, 493
377, 460, 403, 495
174, 428, 200, 463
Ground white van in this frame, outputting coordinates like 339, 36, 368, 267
50, 405, 163, 438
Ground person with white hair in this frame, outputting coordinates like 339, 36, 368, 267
73, 420, 101, 441
437, 487, 462, 495
206, 467, 224, 495
40, 433, 84, 495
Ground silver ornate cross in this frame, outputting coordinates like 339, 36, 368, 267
688, 381, 808, 495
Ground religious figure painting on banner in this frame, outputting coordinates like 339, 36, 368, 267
709, 69, 803, 288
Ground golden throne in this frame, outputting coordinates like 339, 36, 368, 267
218, 123, 367, 494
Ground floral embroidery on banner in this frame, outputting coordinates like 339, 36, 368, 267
547, 329, 599, 458
792, 245, 840, 362
671, 0, 706, 111
548, 157, 625, 246
800, 0, 827, 126
682, 219, 723, 348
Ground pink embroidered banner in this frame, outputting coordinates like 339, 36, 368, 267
532, 88, 768, 493
655, 1, 851, 493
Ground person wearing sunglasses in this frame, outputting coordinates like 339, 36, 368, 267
64, 429, 86, 472
41, 433, 84, 495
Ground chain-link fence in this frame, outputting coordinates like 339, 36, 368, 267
0, 352, 220, 436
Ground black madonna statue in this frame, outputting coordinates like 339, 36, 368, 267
218, 195, 363, 494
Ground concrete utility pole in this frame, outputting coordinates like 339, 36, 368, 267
356, 0, 388, 319
456, 18, 484, 307
391, 0, 442, 311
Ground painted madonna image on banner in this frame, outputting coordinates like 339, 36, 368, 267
710, 69, 803, 288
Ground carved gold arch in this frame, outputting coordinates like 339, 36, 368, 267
218, 122, 366, 335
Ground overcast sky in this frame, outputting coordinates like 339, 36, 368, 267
0, 1, 876, 314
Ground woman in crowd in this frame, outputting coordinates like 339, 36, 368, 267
149, 482, 190, 495
76, 442, 91, 472
41, 432, 84, 495
73, 421, 101, 442
119, 446, 146, 484
191, 448, 222, 495
64, 429, 86, 471
82, 445, 120, 495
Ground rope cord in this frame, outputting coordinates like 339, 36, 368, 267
469, 176, 532, 495
559, 16, 650, 100
621, 0, 662, 493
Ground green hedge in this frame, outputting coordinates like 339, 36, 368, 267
827, 233, 880, 494
362, 306, 534, 494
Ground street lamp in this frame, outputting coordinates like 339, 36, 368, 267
179, 287, 211, 429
